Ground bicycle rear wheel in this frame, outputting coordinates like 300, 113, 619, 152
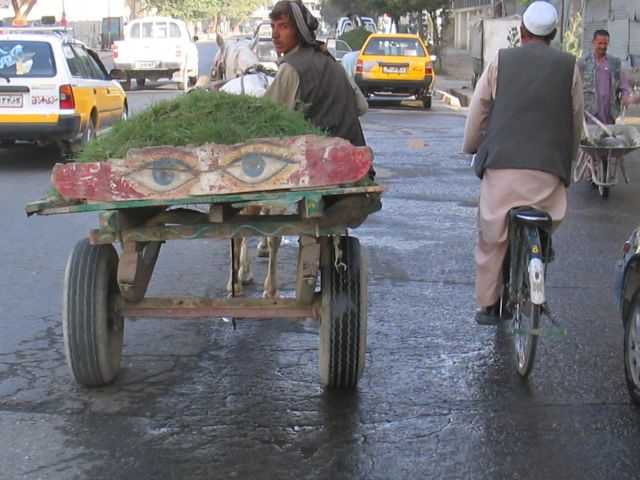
512, 231, 541, 378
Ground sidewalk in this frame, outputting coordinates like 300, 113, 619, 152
434, 47, 474, 108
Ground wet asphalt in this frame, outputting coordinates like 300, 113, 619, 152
1, 99, 640, 478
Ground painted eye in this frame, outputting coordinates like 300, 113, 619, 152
127, 157, 196, 193
224, 152, 291, 184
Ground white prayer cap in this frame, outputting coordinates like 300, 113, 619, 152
522, 1, 558, 36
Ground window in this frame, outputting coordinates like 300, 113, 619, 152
169, 22, 181, 38
0, 41, 55, 77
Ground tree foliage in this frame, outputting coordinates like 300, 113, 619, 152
140, 0, 263, 22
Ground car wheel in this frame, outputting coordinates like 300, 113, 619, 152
177, 68, 188, 91
625, 289, 640, 405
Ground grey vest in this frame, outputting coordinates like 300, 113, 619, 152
579, 52, 622, 120
476, 42, 575, 186
282, 47, 366, 146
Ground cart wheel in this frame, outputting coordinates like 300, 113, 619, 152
319, 235, 367, 388
63, 238, 123, 387
597, 158, 609, 198
624, 290, 640, 405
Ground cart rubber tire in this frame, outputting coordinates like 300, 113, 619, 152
136, 77, 146, 87
319, 235, 367, 388
624, 290, 640, 405
512, 234, 540, 378
63, 238, 123, 387
597, 158, 609, 198
421, 95, 432, 109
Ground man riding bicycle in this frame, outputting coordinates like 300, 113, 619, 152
462, 1, 584, 325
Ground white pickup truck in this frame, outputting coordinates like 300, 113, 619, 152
112, 16, 199, 91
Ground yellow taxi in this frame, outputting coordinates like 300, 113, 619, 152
0, 26, 128, 156
355, 33, 435, 108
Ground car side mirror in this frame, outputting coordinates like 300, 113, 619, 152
109, 68, 125, 80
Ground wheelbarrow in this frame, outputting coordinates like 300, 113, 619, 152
572, 123, 640, 198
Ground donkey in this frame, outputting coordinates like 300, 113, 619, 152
207, 34, 283, 298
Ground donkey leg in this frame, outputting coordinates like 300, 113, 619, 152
256, 236, 269, 257
263, 235, 282, 298
226, 237, 244, 296
238, 237, 254, 284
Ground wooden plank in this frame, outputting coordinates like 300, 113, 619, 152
119, 297, 316, 319
52, 135, 374, 202
295, 235, 320, 304
27, 185, 387, 217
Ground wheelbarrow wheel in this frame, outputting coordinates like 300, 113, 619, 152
63, 238, 123, 387
318, 235, 367, 388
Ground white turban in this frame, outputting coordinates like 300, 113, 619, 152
522, 1, 558, 36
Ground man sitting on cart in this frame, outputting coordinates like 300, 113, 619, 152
264, 1, 369, 152
462, 1, 584, 325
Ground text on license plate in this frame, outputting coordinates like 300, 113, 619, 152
134, 61, 158, 69
382, 66, 406, 74
0, 94, 23, 107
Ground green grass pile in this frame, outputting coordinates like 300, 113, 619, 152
77, 90, 325, 163
339, 29, 372, 51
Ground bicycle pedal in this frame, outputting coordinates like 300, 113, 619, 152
528, 258, 545, 304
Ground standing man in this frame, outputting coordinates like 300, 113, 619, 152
462, 1, 584, 325
579, 29, 632, 124
264, 1, 368, 148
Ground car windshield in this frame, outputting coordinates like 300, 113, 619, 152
364, 38, 425, 57
0, 40, 55, 77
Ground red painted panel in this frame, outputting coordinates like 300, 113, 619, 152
53, 135, 374, 201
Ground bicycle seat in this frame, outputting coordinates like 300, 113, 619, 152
509, 206, 552, 231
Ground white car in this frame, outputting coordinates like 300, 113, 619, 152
0, 26, 127, 156
113, 16, 199, 90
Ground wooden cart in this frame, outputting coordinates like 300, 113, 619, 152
26, 135, 385, 389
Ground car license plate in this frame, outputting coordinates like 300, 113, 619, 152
0, 94, 23, 108
134, 61, 159, 69
382, 66, 406, 74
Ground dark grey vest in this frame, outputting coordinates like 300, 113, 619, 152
476, 42, 575, 186
282, 47, 366, 146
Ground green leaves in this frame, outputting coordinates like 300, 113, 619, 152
77, 90, 324, 163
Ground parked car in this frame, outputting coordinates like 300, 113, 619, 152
614, 227, 640, 405
250, 22, 277, 72
0, 26, 127, 156
354, 33, 436, 108
335, 16, 377, 37
112, 16, 199, 90
326, 38, 353, 61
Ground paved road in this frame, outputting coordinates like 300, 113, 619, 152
1, 87, 640, 478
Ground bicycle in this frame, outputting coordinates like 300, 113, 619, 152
498, 206, 565, 377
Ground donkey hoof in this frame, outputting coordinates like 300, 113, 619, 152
256, 244, 269, 258
262, 289, 279, 299
226, 281, 244, 296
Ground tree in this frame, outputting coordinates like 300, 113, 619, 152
10, 0, 37, 26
